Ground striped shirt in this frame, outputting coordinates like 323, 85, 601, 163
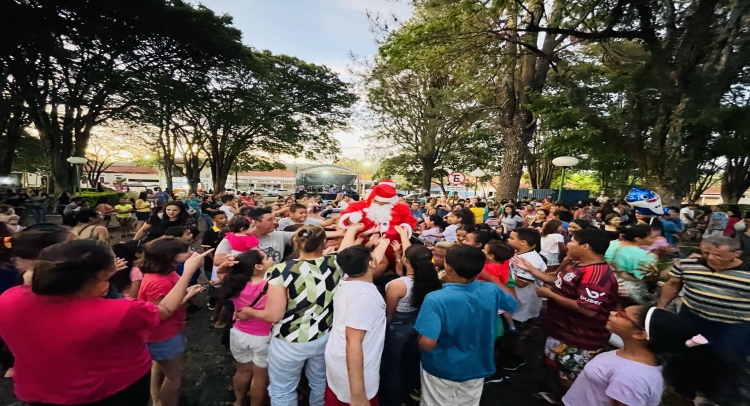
669, 259, 750, 323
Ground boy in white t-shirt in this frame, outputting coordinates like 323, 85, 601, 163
324, 239, 390, 405
507, 228, 547, 324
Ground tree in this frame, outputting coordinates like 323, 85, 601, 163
0, 0, 245, 194
520, 0, 750, 204
364, 37, 491, 191
708, 105, 750, 204
375, 0, 586, 200
0, 68, 28, 175
187, 54, 354, 193
687, 161, 724, 204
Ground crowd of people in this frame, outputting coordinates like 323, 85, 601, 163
0, 183, 748, 406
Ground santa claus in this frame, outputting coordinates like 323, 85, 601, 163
338, 183, 417, 243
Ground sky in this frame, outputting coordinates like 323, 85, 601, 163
194, 0, 414, 160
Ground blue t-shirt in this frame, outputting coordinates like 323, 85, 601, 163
659, 218, 683, 245
154, 192, 168, 203
415, 280, 518, 382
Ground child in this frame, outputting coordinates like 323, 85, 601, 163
463, 230, 492, 249
201, 211, 228, 310
114, 198, 134, 238
165, 226, 201, 286
136, 237, 206, 406
225, 216, 260, 254
223, 250, 275, 406
219, 194, 239, 220
324, 239, 390, 405
507, 228, 547, 325
414, 245, 518, 405
480, 240, 518, 334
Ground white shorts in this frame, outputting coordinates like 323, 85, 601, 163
229, 328, 271, 367
420, 368, 483, 406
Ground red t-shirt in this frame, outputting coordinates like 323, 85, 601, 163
541, 262, 619, 350
0, 286, 159, 404
138, 272, 186, 342
479, 262, 510, 284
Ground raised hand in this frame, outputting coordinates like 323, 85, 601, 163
113, 258, 128, 272
510, 255, 534, 271
394, 225, 408, 238
391, 240, 402, 254
183, 249, 214, 275
185, 284, 206, 300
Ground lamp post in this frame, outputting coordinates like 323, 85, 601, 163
469, 169, 486, 197
551, 156, 579, 203
66, 157, 88, 194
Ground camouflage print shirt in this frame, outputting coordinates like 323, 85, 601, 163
266, 254, 343, 343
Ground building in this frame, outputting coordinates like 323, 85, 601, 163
694, 187, 750, 205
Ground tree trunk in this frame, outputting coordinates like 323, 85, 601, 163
495, 127, 527, 200
650, 183, 683, 208
210, 153, 234, 194
161, 157, 175, 192
0, 124, 24, 175
183, 154, 203, 194
720, 156, 750, 204
421, 160, 435, 192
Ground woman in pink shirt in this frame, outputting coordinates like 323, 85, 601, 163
136, 236, 206, 406
0, 239, 210, 406
221, 250, 275, 406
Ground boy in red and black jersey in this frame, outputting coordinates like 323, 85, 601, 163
511, 228, 618, 388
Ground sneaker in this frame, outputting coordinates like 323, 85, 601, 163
409, 388, 421, 402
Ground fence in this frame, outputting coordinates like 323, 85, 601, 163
517, 189, 592, 204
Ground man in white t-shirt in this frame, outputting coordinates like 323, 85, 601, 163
324, 240, 389, 405
679, 203, 696, 226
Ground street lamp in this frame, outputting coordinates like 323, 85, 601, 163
551, 156, 579, 202
469, 169, 485, 196
67, 156, 88, 194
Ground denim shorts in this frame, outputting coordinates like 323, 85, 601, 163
147, 333, 186, 362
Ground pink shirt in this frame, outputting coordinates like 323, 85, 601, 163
231, 280, 272, 336
225, 232, 260, 252
130, 266, 143, 282
138, 272, 185, 342
0, 286, 159, 404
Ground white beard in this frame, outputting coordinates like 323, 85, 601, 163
366, 203, 394, 226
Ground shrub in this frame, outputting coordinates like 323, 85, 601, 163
74, 191, 126, 208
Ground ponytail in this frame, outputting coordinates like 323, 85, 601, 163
293, 225, 326, 254
405, 245, 441, 308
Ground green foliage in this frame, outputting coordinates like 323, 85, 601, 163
0, 0, 247, 193
12, 134, 49, 174
75, 191, 126, 207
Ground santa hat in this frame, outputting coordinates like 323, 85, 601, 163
378, 179, 396, 188
367, 184, 398, 205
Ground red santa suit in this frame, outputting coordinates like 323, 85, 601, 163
338, 184, 417, 248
